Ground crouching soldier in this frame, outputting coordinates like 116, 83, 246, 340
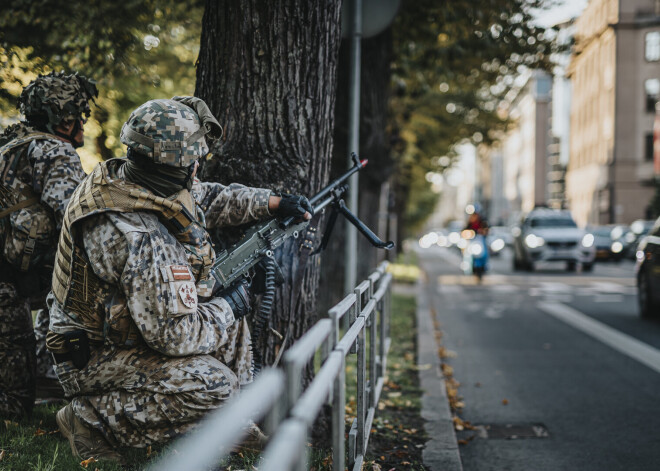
0, 72, 97, 417
47, 97, 312, 461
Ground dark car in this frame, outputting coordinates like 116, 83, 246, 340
588, 225, 619, 261
636, 217, 660, 318
627, 219, 655, 259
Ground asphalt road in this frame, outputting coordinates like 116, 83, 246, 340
418, 245, 660, 471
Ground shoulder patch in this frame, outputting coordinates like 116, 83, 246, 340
159, 264, 194, 282
178, 282, 197, 309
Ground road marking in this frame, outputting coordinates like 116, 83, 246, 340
437, 284, 464, 295
484, 305, 504, 319
490, 284, 519, 293
593, 294, 624, 303
537, 301, 660, 375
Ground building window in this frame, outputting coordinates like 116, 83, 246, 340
645, 79, 660, 112
645, 133, 654, 161
646, 32, 660, 61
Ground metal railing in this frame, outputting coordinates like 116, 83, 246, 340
151, 261, 392, 471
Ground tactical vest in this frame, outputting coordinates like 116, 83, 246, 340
52, 158, 215, 345
0, 132, 58, 273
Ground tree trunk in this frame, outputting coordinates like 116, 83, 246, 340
195, 1, 342, 373
319, 29, 395, 311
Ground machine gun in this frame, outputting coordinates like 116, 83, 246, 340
210, 153, 394, 293
210, 153, 394, 372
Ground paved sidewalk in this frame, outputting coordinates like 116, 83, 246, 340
413, 279, 463, 471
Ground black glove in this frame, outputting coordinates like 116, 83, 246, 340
220, 279, 251, 320
276, 193, 314, 220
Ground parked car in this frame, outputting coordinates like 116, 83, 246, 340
588, 225, 619, 261
609, 224, 631, 261
635, 216, 660, 318
512, 208, 596, 272
626, 219, 656, 259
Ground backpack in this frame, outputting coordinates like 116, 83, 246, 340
0, 133, 57, 273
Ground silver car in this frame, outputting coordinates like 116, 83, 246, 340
512, 209, 596, 272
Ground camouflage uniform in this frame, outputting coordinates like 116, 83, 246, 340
49, 99, 272, 447
0, 127, 87, 416
0, 72, 96, 417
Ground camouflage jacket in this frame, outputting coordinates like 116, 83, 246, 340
48, 173, 272, 357
0, 122, 85, 230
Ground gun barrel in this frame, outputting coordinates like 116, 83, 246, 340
309, 154, 365, 206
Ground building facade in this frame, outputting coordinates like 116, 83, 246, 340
567, 0, 659, 226
479, 71, 553, 225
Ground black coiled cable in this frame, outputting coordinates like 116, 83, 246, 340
252, 257, 276, 374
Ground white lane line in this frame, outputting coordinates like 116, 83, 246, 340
593, 294, 624, 303
438, 285, 464, 295
537, 301, 660, 375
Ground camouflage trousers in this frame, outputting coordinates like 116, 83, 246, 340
34, 308, 57, 379
0, 282, 36, 418
54, 317, 253, 447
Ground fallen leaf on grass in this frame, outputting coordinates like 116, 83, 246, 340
413, 363, 432, 371
3, 420, 18, 429
0, 449, 5, 461
80, 457, 97, 468
502, 399, 509, 405
387, 392, 401, 398
146, 445, 153, 457
384, 380, 401, 390
33, 428, 47, 436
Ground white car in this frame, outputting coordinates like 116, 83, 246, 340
512, 209, 596, 272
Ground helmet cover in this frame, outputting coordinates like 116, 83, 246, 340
18, 71, 98, 133
120, 99, 209, 167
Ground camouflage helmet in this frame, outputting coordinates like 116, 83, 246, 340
120, 98, 211, 167
18, 71, 98, 134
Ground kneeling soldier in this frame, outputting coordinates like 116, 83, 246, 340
47, 97, 311, 461
0, 71, 97, 417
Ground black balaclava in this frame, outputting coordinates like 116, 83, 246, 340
121, 148, 195, 197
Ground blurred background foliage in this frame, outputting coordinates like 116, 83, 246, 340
390, 0, 559, 232
0, 0, 203, 172
0, 0, 557, 230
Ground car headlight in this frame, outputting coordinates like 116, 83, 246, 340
611, 241, 623, 254
524, 234, 545, 249
581, 233, 595, 248
636, 250, 645, 262
490, 238, 505, 252
469, 243, 483, 256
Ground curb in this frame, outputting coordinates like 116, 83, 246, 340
415, 279, 463, 471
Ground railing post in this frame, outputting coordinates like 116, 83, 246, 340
332, 355, 346, 471
357, 325, 366, 457
369, 296, 377, 410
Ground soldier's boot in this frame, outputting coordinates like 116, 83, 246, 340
56, 404, 123, 463
235, 421, 269, 452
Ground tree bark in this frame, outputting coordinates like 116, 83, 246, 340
195, 1, 342, 372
